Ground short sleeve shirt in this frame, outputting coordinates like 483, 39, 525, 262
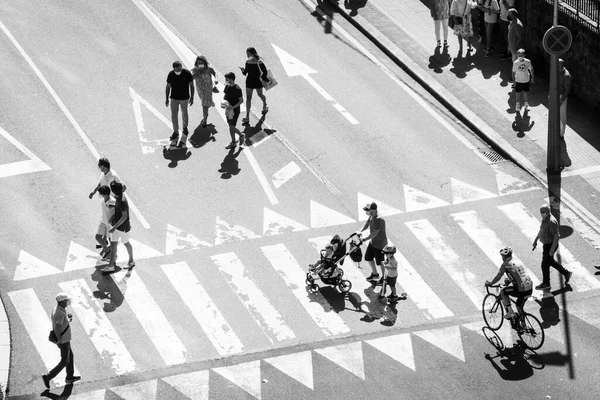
114, 196, 131, 232
368, 215, 388, 250
505, 261, 532, 291
167, 69, 193, 100
384, 257, 398, 278
99, 170, 120, 189
512, 58, 533, 83
499, 0, 516, 21
101, 198, 115, 225
224, 84, 243, 107
483, 0, 500, 23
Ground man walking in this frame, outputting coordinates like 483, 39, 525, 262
532, 204, 572, 290
359, 202, 388, 285
165, 61, 194, 144
42, 293, 81, 388
101, 181, 135, 273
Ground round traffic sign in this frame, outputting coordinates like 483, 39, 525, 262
543, 26, 572, 56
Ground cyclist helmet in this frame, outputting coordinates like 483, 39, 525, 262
499, 246, 513, 256
383, 245, 397, 254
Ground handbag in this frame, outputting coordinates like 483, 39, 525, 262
261, 69, 278, 91
449, 2, 467, 28
48, 325, 69, 344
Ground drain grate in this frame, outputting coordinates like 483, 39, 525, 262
481, 150, 505, 164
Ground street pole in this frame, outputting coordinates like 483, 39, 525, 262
547, 0, 561, 172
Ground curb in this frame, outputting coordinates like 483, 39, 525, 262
326, 1, 600, 245
0, 295, 10, 399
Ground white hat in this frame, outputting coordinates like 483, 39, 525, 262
56, 292, 71, 302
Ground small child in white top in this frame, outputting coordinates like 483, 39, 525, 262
380, 245, 407, 303
96, 185, 115, 259
512, 48, 534, 112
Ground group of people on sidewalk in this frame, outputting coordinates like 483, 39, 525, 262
165, 47, 272, 150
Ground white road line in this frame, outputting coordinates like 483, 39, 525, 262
110, 270, 188, 365
0, 20, 150, 229
161, 261, 243, 356
272, 161, 301, 188
260, 244, 350, 336
0, 126, 51, 178
450, 210, 543, 290
303, 74, 359, 125
406, 219, 483, 309
8, 289, 80, 387
59, 279, 136, 374
498, 203, 600, 292
211, 252, 295, 343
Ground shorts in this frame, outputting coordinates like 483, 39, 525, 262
110, 229, 130, 244
227, 107, 240, 126
96, 222, 109, 237
514, 82, 530, 92
364, 243, 385, 264
504, 287, 532, 309
385, 275, 397, 287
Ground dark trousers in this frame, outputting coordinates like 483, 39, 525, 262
48, 342, 74, 380
541, 243, 568, 284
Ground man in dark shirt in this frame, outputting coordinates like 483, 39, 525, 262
165, 60, 194, 143
223, 72, 244, 149
101, 181, 135, 273
359, 202, 389, 285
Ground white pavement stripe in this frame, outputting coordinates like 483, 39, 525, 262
498, 203, 600, 292
260, 244, 350, 336
59, 280, 136, 374
272, 161, 301, 189
450, 210, 542, 289
211, 252, 295, 343
8, 289, 79, 386
394, 251, 454, 319
161, 262, 243, 356
406, 219, 483, 308
110, 270, 188, 365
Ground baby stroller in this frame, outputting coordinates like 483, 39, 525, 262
305, 233, 362, 295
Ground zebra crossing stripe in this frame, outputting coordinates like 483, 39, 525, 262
211, 252, 296, 343
406, 219, 483, 309
498, 203, 600, 291
161, 261, 243, 356
110, 270, 188, 366
59, 279, 136, 374
450, 210, 543, 289
260, 244, 350, 336
8, 289, 79, 386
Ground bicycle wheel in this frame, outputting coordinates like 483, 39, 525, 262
517, 313, 545, 350
482, 294, 504, 330
482, 326, 505, 352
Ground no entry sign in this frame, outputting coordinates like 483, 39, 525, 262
543, 25, 572, 56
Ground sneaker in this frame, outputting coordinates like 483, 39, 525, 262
366, 273, 380, 282
182, 128, 189, 136
42, 374, 50, 389
95, 244, 102, 249
515, 103, 521, 112
535, 282, 551, 290
504, 310, 516, 320
565, 270, 573, 284
375, 278, 384, 286
100, 265, 116, 273
595, 265, 600, 270
225, 141, 236, 149
65, 375, 81, 384
101, 252, 111, 262
169, 132, 178, 141
524, 102, 530, 111
124, 261, 136, 270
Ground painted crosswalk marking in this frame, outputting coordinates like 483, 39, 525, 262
211, 252, 296, 343
261, 244, 350, 336
161, 261, 243, 356
406, 219, 483, 308
8, 289, 80, 387
59, 279, 136, 374
109, 270, 188, 366
498, 203, 600, 292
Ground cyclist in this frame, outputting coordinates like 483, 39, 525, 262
485, 247, 533, 320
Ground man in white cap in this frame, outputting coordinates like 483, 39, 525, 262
42, 292, 81, 388
359, 202, 388, 285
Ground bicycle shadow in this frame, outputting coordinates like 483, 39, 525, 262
484, 341, 543, 380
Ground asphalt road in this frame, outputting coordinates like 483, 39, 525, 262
1, 0, 600, 398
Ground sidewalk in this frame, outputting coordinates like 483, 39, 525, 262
331, 0, 600, 250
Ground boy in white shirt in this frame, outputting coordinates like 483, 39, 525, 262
89, 157, 126, 199
96, 185, 115, 259
380, 245, 407, 303
512, 48, 534, 112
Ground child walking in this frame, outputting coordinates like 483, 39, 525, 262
512, 48, 534, 112
96, 185, 115, 260
380, 245, 407, 303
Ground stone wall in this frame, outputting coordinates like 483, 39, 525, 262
521, 1, 600, 111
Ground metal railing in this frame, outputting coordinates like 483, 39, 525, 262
548, 0, 600, 33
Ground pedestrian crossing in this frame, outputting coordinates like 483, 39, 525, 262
8, 202, 600, 388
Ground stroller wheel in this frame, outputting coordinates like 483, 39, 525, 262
339, 280, 352, 293
305, 273, 313, 285
338, 268, 344, 278
309, 284, 319, 294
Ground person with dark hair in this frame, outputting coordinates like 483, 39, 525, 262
450, 0, 478, 54
165, 60, 194, 143
507, 8, 524, 62
222, 72, 244, 149
430, 0, 450, 48
498, 0, 517, 60
359, 202, 388, 284
239, 47, 269, 125
88, 157, 126, 200
101, 181, 135, 273
191, 55, 216, 127
95, 185, 115, 260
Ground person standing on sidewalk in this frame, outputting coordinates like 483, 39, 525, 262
42, 293, 81, 388
239, 47, 269, 125
558, 59, 571, 138
191, 55, 216, 128
101, 181, 135, 273
512, 48, 534, 112
532, 204, 573, 290
359, 202, 388, 285
481, 0, 500, 57
429, 0, 450, 48
450, 0, 477, 54
507, 8, 524, 62
165, 61, 194, 143
498, 0, 517, 60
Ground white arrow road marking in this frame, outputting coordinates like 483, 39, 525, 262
108, 380, 157, 400
129, 87, 172, 154
272, 44, 358, 125
272, 161, 301, 189
264, 351, 314, 390
315, 342, 365, 379
0, 126, 51, 178
213, 361, 261, 400
161, 370, 209, 400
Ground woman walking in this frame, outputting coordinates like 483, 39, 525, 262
191, 55, 216, 127
239, 47, 269, 125
430, 0, 450, 48
450, 0, 477, 54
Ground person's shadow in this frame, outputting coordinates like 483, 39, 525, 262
485, 344, 536, 380
189, 123, 217, 148
218, 147, 243, 179
344, 0, 368, 16
41, 383, 74, 399
162, 138, 192, 168
91, 268, 131, 312
449, 51, 475, 79
512, 110, 535, 138
428, 46, 452, 73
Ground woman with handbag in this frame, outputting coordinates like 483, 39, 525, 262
450, 0, 477, 54
191, 55, 217, 128
430, 0, 451, 48
239, 47, 269, 125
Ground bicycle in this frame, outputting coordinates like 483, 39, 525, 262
482, 284, 545, 350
